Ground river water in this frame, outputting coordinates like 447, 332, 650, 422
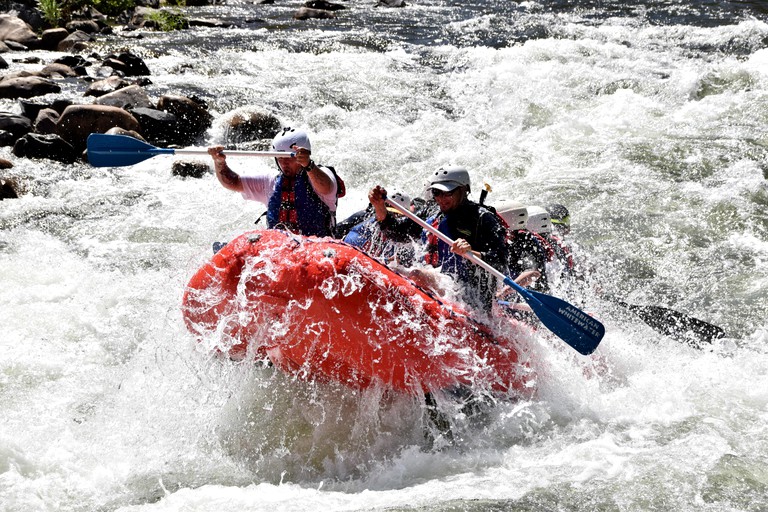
2, 0, 768, 510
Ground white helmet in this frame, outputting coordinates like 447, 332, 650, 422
271, 127, 311, 152
526, 205, 552, 234
429, 166, 471, 192
388, 191, 412, 208
496, 200, 528, 229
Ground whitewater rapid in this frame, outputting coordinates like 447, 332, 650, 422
1, 1, 768, 510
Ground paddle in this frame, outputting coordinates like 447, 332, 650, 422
614, 301, 724, 348
86, 133, 295, 167
383, 197, 605, 356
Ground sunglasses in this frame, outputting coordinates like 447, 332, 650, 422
431, 188, 459, 198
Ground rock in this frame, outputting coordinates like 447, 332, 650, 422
0, 112, 32, 138
51, 55, 90, 76
156, 95, 212, 145
376, 0, 406, 6
94, 84, 154, 109
84, 76, 134, 97
304, 0, 346, 10
40, 63, 78, 79
0, 41, 9, 53
57, 104, 141, 151
0, 176, 19, 199
33, 108, 59, 135
172, 160, 210, 179
57, 30, 93, 52
294, 7, 336, 19
65, 20, 100, 34
102, 51, 151, 76
219, 106, 281, 144
0, 55, 6, 69
40, 28, 69, 51
130, 106, 178, 145
13, 133, 78, 163
0, 14, 39, 48
0, 76, 60, 99
104, 126, 145, 140
4, 41, 28, 51
0, 130, 15, 146
0, 158, 12, 169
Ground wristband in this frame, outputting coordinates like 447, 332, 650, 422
301, 160, 315, 172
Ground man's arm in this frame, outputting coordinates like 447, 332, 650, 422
295, 147, 335, 196
208, 146, 243, 193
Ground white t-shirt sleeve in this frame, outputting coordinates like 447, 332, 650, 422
240, 173, 278, 204
315, 165, 339, 212
240, 168, 338, 212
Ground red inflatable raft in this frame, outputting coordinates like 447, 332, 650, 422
182, 230, 535, 395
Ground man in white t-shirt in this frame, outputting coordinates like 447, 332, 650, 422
208, 128, 340, 237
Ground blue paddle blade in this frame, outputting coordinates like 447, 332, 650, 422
87, 133, 174, 167
504, 277, 604, 355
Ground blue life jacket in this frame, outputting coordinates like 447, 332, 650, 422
266, 170, 334, 237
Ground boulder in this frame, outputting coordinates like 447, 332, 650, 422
0, 130, 15, 146
0, 55, 6, 69
104, 126, 145, 140
0, 176, 19, 199
376, 0, 406, 6
57, 30, 93, 52
172, 160, 210, 179
0, 76, 60, 99
65, 20, 100, 34
0, 15, 39, 48
33, 108, 59, 134
294, 7, 336, 19
156, 95, 212, 145
40, 63, 78, 79
57, 104, 141, 151
304, 0, 346, 10
0, 112, 32, 138
84, 76, 133, 97
94, 84, 154, 110
219, 106, 281, 144
40, 28, 69, 51
13, 133, 78, 163
102, 51, 151, 76
130, 106, 178, 145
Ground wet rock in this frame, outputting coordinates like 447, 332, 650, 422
0, 176, 19, 199
0, 130, 15, 146
376, 0, 406, 6
13, 133, 78, 163
0, 76, 60, 99
102, 51, 151, 76
130, 106, 178, 145
172, 160, 210, 179
294, 7, 336, 19
0, 158, 12, 169
0, 41, 9, 53
57, 30, 93, 52
40, 28, 69, 51
4, 41, 28, 51
0, 112, 32, 138
220, 107, 281, 144
156, 95, 212, 145
33, 108, 59, 135
84, 76, 134, 97
0, 55, 6, 69
94, 84, 154, 110
66, 20, 100, 34
304, 0, 346, 10
57, 104, 141, 151
40, 63, 78, 79
0, 14, 40, 48
104, 126, 145, 140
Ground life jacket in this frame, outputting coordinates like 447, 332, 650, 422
266, 165, 344, 237
544, 233, 575, 272
424, 217, 441, 267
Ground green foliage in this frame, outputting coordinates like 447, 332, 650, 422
37, 0, 62, 27
89, 0, 136, 16
145, 9, 189, 31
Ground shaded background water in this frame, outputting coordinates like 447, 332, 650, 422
1, 0, 768, 510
